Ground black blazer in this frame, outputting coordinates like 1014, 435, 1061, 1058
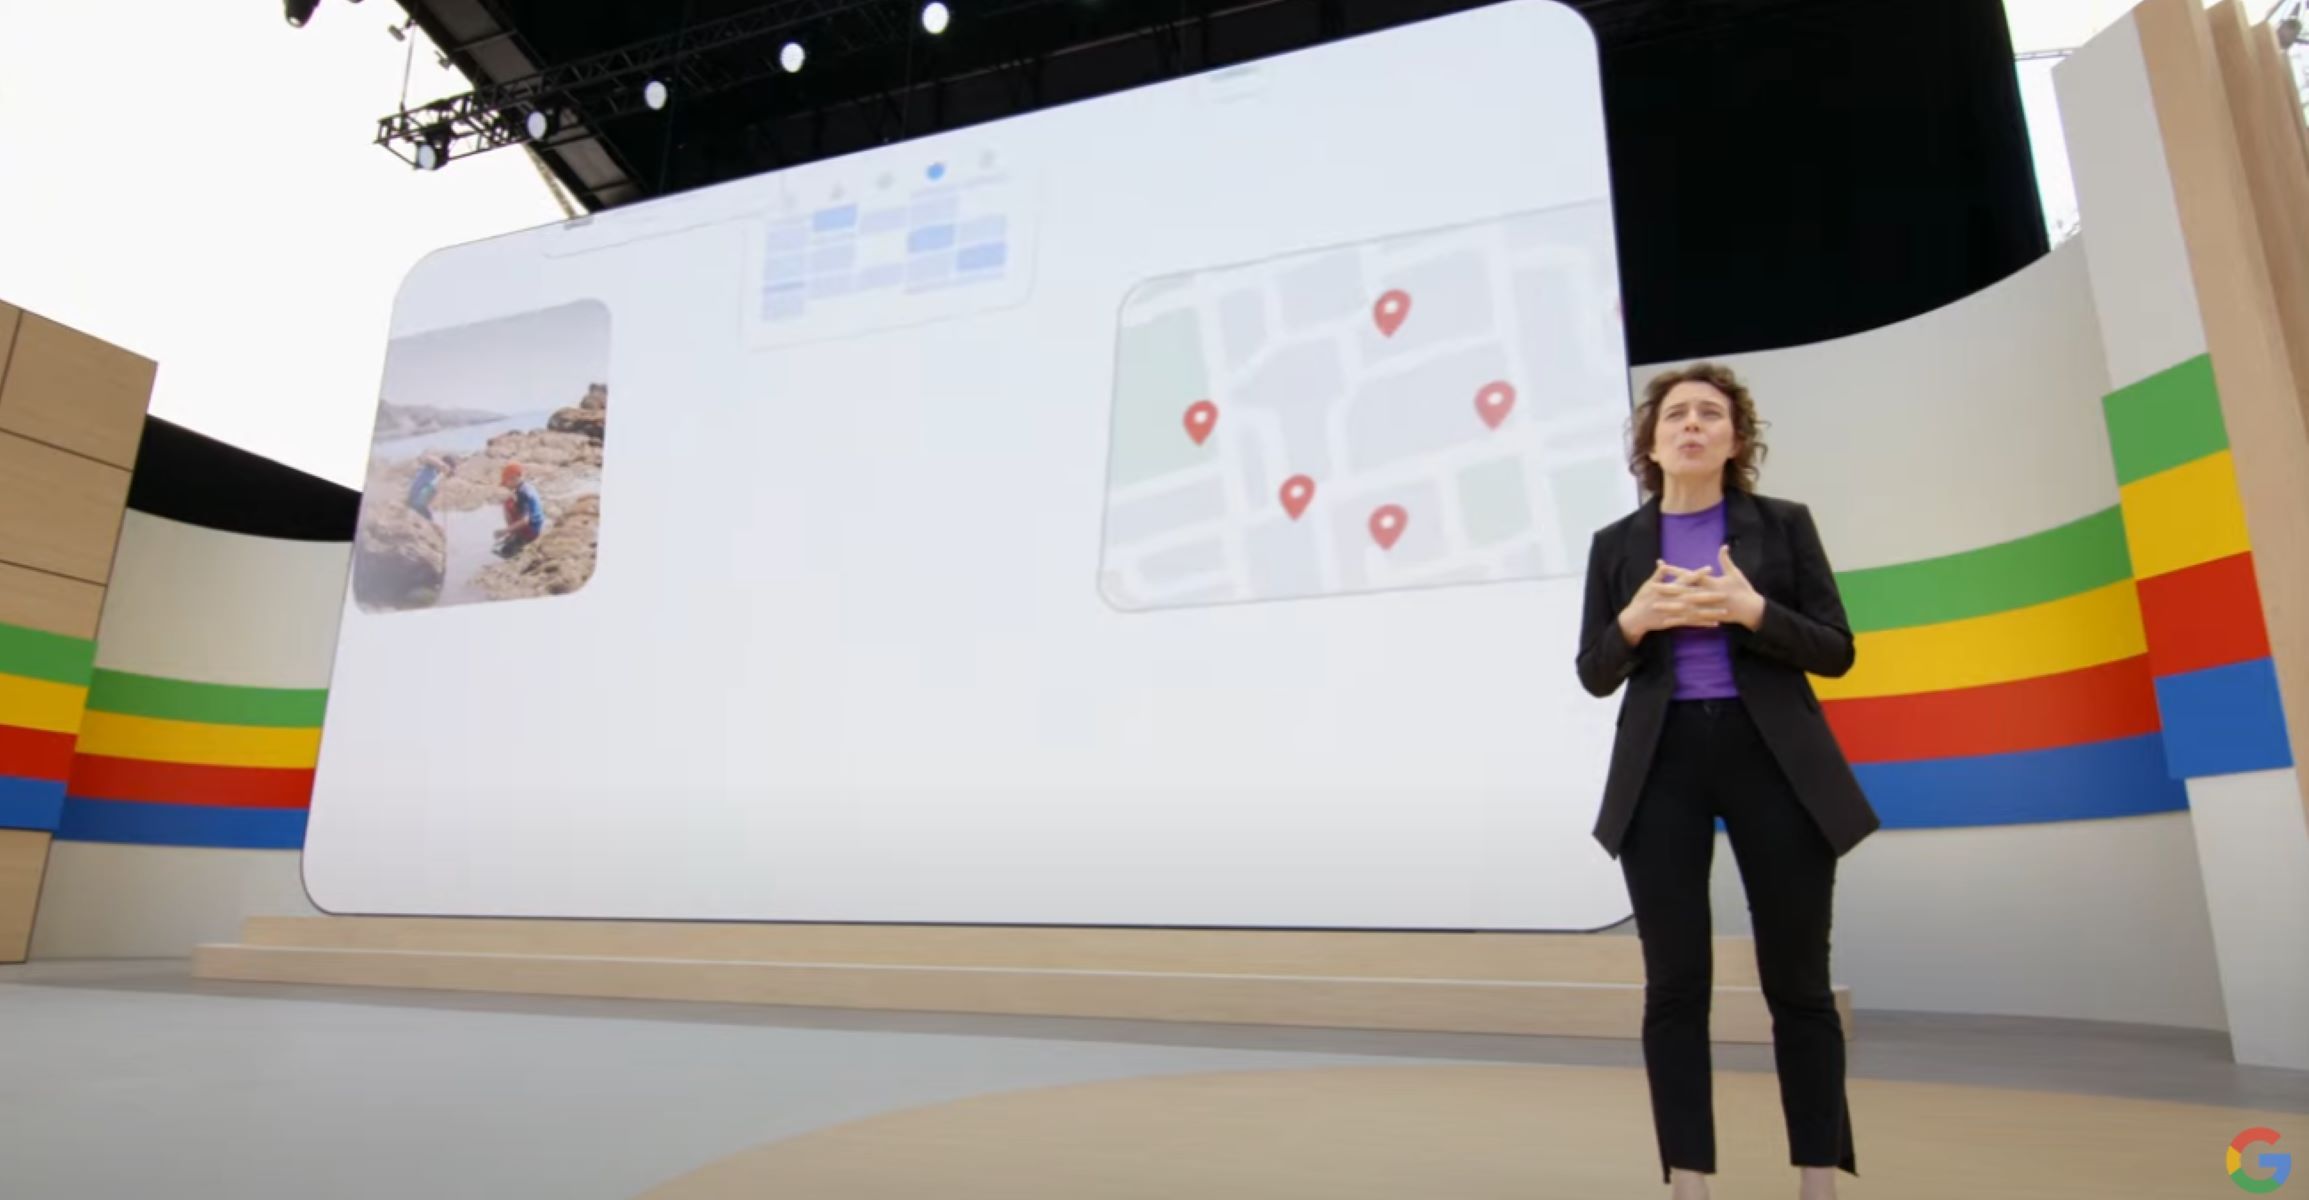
1575, 490, 1879, 860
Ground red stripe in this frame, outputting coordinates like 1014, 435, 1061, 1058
0, 724, 77, 781
1824, 656, 2162, 764
2135, 552, 2273, 677
65, 754, 315, 809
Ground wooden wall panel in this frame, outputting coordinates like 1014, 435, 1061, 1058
0, 431, 131, 584
0, 829, 50, 963
2256, 29, 2309, 172
2249, 25, 2309, 430
0, 301, 152, 963
0, 561, 104, 641
2211, 5, 2309, 438
0, 301, 20, 378
0, 313, 153, 470
2138, 0, 2309, 822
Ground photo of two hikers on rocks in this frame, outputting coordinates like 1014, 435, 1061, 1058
351, 301, 607, 614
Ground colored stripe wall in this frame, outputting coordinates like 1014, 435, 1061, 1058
49, 508, 344, 850
2104, 356, 2292, 776
1, 423, 344, 848
0, 621, 95, 832
62, 669, 325, 846
36, 423, 356, 852
1813, 353, 2294, 830
1819, 509, 2185, 829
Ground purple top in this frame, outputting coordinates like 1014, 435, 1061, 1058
1660, 502, 1739, 700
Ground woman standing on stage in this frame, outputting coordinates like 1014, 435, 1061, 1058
1574, 362, 1878, 1200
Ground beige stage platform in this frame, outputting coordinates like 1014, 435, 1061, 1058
641, 1063, 2287, 1199
194, 917, 1854, 1042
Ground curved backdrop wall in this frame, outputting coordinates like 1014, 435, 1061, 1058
24, 420, 347, 957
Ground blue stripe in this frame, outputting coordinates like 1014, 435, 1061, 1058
2156, 658, 2294, 778
56, 798, 306, 849
0, 774, 67, 831
1853, 734, 2186, 828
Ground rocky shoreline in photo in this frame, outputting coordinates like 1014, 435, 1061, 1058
372, 400, 507, 441
477, 494, 601, 600
352, 383, 608, 610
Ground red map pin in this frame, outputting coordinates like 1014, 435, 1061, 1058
1475, 381, 1517, 430
1183, 400, 1218, 445
1279, 474, 1316, 520
1373, 290, 1411, 338
1369, 504, 1407, 550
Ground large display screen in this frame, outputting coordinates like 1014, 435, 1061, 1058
304, 0, 1637, 930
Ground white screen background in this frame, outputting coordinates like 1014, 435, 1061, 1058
305, 0, 1638, 930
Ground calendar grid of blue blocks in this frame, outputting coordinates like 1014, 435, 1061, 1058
759, 173, 1013, 322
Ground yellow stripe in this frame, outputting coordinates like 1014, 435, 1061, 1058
1812, 580, 2146, 700
0, 671, 89, 735
2119, 450, 2252, 579
72, 711, 322, 768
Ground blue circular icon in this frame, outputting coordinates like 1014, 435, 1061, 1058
927, 162, 947, 181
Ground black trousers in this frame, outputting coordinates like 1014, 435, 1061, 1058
1619, 698, 1857, 1182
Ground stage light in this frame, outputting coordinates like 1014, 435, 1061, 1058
644, 79, 669, 110
525, 109, 553, 140
921, 2, 950, 35
780, 41, 806, 73
285, 0, 321, 27
413, 123, 451, 171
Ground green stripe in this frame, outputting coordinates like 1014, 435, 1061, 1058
83, 669, 327, 728
2103, 355, 2227, 485
1836, 508, 2134, 633
0, 621, 98, 688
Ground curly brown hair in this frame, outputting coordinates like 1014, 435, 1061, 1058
1628, 361, 1769, 497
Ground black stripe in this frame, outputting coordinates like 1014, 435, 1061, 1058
125, 418, 358, 543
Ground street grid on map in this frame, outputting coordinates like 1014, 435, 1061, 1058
1100, 202, 1633, 611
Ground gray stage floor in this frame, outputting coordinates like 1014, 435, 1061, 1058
3, 960, 2304, 1200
